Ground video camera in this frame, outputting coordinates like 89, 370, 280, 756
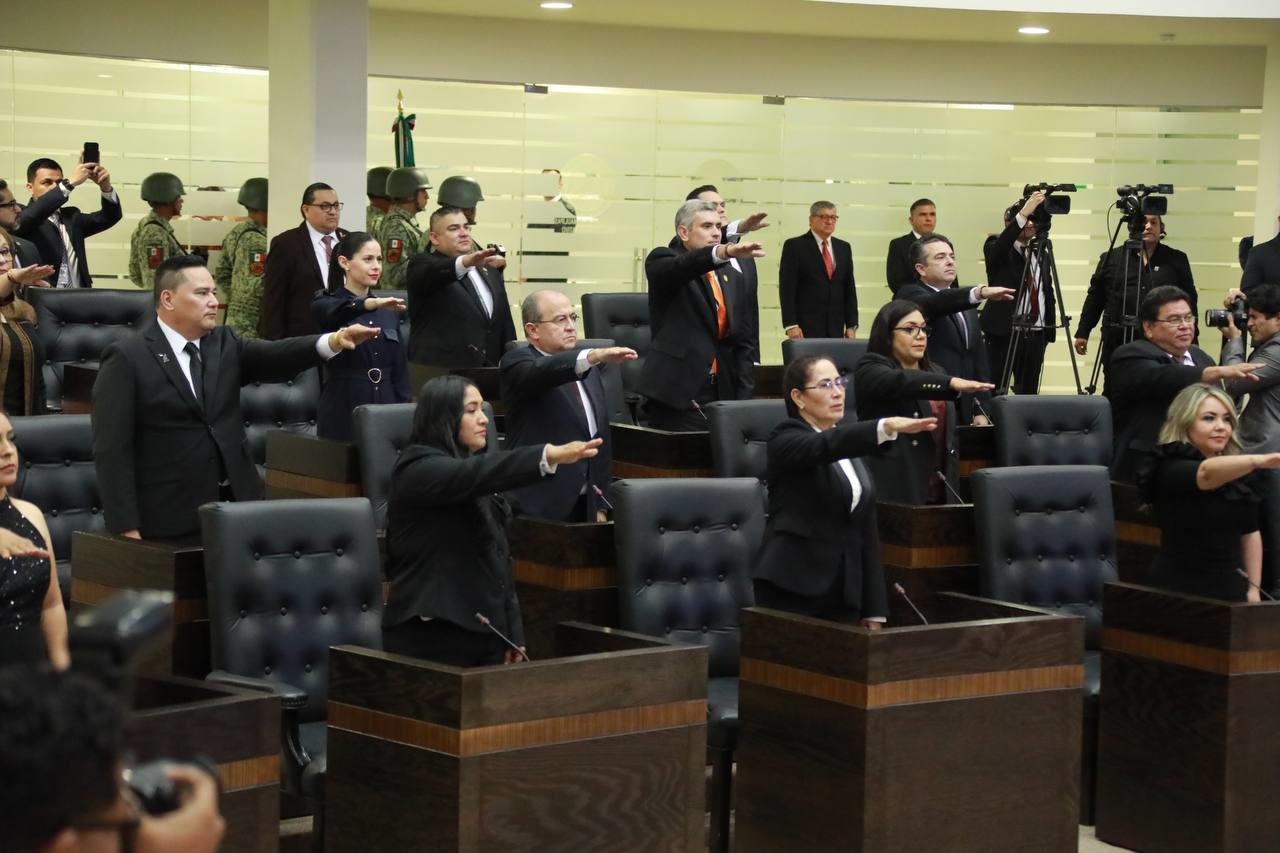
1006, 182, 1076, 228
1116, 183, 1172, 224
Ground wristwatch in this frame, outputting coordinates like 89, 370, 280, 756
59, 179, 75, 194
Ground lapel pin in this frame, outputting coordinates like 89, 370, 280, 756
156, 352, 170, 364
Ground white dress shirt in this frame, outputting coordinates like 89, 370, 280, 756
451, 256, 495, 317
306, 222, 338, 281
157, 317, 340, 398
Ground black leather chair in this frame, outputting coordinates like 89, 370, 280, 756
705, 400, 787, 480
609, 477, 765, 853
241, 367, 320, 471
200, 497, 384, 841
781, 338, 868, 410
353, 401, 498, 530
581, 293, 650, 403
971, 465, 1117, 825
28, 288, 152, 411
10, 414, 105, 604
991, 395, 1112, 467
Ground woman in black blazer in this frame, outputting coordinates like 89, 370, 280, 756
382, 375, 600, 666
753, 355, 935, 626
854, 299, 993, 504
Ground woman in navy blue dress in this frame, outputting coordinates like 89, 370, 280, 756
312, 232, 411, 441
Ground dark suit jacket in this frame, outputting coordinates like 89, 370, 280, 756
886, 232, 959, 294
636, 243, 755, 408
260, 223, 346, 340
896, 280, 991, 422
383, 443, 545, 645
1078, 243, 1196, 341
91, 318, 323, 539
1242, 234, 1280, 292
13, 188, 122, 286
499, 344, 611, 521
780, 232, 857, 337
1107, 338, 1215, 482
853, 352, 960, 504
670, 232, 760, 361
979, 219, 1057, 343
754, 418, 888, 618
405, 251, 516, 367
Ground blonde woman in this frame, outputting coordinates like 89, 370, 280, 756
1137, 383, 1280, 601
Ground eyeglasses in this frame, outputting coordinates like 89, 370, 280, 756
1154, 314, 1196, 327
813, 214, 839, 222
893, 324, 932, 338
307, 202, 344, 213
535, 312, 578, 327
802, 375, 849, 392
0, 200, 19, 210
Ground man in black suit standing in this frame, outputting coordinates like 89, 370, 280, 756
92, 255, 379, 541
897, 234, 1014, 424
259, 182, 347, 339
1107, 286, 1258, 482
637, 199, 764, 431
13, 157, 121, 287
1242, 215, 1280, 291
681, 185, 766, 361
500, 289, 637, 522
780, 200, 858, 340
981, 191, 1056, 394
405, 206, 516, 367
0, 180, 41, 274
885, 198, 960, 294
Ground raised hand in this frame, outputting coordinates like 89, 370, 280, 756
949, 377, 995, 394
546, 437, 604, 465
587, 346, 638, 365
883, 416, 938, 436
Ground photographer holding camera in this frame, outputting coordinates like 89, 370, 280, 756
0, 666, 224, 853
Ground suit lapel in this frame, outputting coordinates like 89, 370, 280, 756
144, 320, 204, 419
462, 266, 491, 322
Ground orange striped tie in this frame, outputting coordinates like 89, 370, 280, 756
705, 270, 729, 375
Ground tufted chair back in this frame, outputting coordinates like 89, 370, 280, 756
971, 465, 1116, 651
379, 289, 410, 342
781, 338, 868, 410
353, 401, 498, 530
610, 477, 764, 678
706, 400, 787, 481
581, 293, 650, 396
200, 498, 383, 725
10, 414, 105, 601
240, 367, 320, 467
992, 395, 1113, 467
28, 288, 152, 410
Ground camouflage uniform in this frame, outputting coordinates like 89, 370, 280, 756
128, 211, 185, 288
215, 220, 269, 338
376, 206, 424, 290
366, 203, 386, 238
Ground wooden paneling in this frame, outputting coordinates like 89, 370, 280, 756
610, 423, 713, 479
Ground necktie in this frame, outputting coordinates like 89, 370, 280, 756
321, 234, 334, 263
568, 381, 590, 432
705, 270, 729, 375
55, 216, 80, 288
183, 342, 205, 410
1023, 248, 1040, 323
821, 239, 834, 280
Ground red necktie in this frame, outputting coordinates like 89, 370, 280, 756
821, 239, 834, 280
322, 234, 335, 263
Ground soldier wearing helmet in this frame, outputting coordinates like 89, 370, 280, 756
434, 176, 504, 270
376, 167, 431, 290
128, 172, 188, 287
216, 178, 269, 337
366, 166, 393, 235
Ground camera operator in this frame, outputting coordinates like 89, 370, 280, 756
0, 666, 225, 853
1076, 213, 1197, 385
1107, 285, 1259, 483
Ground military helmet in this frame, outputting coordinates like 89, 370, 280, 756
437, 175, 484, 208
237, 177, 268, 211
385, 167, 432, 201
140, 172, 185, 204
367, 166, 393, 197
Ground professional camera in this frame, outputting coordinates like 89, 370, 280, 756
486, 243, 506, 257
1205, 297, 1247, 330
1005, 182, 1076, 228
1116, 183, 1172, 223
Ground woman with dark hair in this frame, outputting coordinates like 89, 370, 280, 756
382, 375, 601, 665
854, 299, 993, 504
0, 228, 55, 415
311, 231, 410, 440
752, 355, 935, 625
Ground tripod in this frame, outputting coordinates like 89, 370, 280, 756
1084, 215, 1148, 395
998, 218, 1084, 395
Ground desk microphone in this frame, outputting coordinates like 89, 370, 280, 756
893, 583, 929, 626
972, 397, 994, 425
591, 484, 615, 513
466, 343, 489, 365
474, 613, 531, 661
1235, 568, 1276, 601
690, 399, 709, 422
935, 471, 966, 505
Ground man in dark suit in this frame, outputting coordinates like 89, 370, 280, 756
637, 199, 764, 431
885, 198, 960, 294
1107, 285, 1258, 483
500, 289, 637, 522
13, 157, 121, 287
259, 182, 347, 339
1242, 215, 1280, 291
897, 234, 1014, 424
405, 206, 516, 366
92, 255, 378, 541
980, 190, 1057, 394
780, 200, 858, 340
0, 180, 41, 274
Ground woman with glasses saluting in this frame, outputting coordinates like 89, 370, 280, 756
853, 299, 993, 505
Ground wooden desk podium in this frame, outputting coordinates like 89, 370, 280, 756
128, 675, 280, 852
409, 363, 505, 414
1110, 481, 1160, 583
1097, 583, 1280, 852
611, 422, 713, 478
323, 623, 707, 852
752, 364, 784, 399
734, 593, 1084, 852
60, 362, 100, 413
263, 431, 362, 500
956, 423, 994, 476
876, 501, 977, 624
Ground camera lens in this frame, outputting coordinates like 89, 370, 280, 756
1204, 309, 1230, 329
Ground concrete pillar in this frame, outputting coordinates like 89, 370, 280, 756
267, 0, 368, 239
1254, 35, 1280, 243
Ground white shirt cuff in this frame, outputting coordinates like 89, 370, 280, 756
453, 256, 468, 279
102, 188, 119, 202
539, 444, 558, 475
1015, 213, 1028, 229
875, 419, 899, 444
574, 349, 593, 376
316, 334, 340, 360
864, 616, 888, 623
969, 288, 983, 304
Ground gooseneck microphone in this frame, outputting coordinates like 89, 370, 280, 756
935, 470, 966, 505
972, 397, 995, 425
1235, 568, 1277, 601
690, 399, 709, 422
591, 484, 615, 513
474, 613, 531, 661
893, 583, 930, 625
